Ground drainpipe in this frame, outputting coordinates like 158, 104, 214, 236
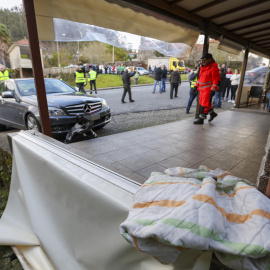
195, 32, 209, 119
23, 0, 52, 137
235, 42, 250, 108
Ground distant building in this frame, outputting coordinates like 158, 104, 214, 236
8, 39, 46, 78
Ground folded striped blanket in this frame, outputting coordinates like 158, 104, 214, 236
120, 166, 270, 270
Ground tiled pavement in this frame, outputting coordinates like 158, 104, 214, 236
65, 110, 270, 185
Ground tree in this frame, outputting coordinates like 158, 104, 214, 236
106, 45, 128, 61
153, 50, 164, 57
0, 23, 11, 66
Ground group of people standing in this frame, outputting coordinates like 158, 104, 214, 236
151, 65, 181, 99
75, 63, 98, 94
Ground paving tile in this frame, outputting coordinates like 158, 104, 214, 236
156, 144, 186, 156
138, 149, 172, 163
140, 140, 164, 149
137, 164, 168, 178
124, 144, 152, 155
117, 156, 156, 171
159, 156, 192, 169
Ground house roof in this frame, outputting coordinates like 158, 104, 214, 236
8, 39, 46, 54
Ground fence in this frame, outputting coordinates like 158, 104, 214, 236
43, 67, 76, 76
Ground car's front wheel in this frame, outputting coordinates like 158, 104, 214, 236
26, 114, 41, 132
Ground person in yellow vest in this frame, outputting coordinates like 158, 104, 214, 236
88, 68, 97, 94
0, 65, 11, 81
75, 66, 86, 94
186, 66, 199, 114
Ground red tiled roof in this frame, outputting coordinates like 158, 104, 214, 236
13, 39, 45, 47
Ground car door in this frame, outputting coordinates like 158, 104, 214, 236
0, 82, 6, 124
1, 81, 26, 128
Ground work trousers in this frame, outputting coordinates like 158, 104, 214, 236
76, 83, 86, 94
170, 83, 179, 99
122, 84, 133, 101
90, 80, 97, 91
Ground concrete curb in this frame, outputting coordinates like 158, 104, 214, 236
87, 80, 189, 91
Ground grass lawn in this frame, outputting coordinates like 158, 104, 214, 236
63, 73, 187, 88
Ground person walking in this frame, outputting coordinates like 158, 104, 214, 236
134, 71, 139, 85
88, 68, 98, 94
186, 67, 199, 113
230, 69, 241, 103
214, 67, 226, 108
152, 65, 162, 94
223, 68, 233, 101
169, 68, 181, 99
0, 65, 10, 81
193, 53, 220, 125
75, 66, 86, 94
152, 65, 155, 76
149, 65, 151, 75
161, 65, 167, 92
121, 68, 135, 103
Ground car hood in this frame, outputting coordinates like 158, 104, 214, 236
21, 93, 103, 108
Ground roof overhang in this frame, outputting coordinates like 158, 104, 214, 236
33, 0, 200, 47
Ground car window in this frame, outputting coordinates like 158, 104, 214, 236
0, 82, 5, 94
16, 79, 76, 96
6, 81, 15, 92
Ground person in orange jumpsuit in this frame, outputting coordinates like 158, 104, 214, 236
194, 53, 220, 124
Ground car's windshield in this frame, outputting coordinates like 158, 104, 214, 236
16, 79, 76, 96
248, 66, 267, 72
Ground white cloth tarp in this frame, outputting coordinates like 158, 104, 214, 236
0, 131, 211, 270
120, 166, 270, 270
33, 0, 200, 49
54, 18, 193, 58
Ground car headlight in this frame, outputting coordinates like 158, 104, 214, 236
48, 107, 66, 116
102, 99, 107, 109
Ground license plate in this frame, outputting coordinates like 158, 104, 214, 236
84, 114, 100, 121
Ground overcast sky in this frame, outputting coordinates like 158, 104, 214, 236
0, 0, 22, 9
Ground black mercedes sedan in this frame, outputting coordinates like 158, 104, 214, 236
0, 78, 111, 136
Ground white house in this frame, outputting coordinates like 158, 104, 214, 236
8, 39, 46, 78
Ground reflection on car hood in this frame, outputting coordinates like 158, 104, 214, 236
21, 93, 103, 108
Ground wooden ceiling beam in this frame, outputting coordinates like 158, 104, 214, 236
248, 32, 270, 40
190, 0, 227, 14
256, 39, 270, 45
240, 26, 270, 36
219, 8, 270, 27
208, 0, 269, 20
230, 19, 270, 32
120, 0, 270, 56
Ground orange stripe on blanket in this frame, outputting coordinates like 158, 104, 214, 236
142, 181, 201, 188
192, 194, 270, 223
218, 186, 254, 197
133, 199, 186, 208
217, 173, 232, 180
192, 194, 252, 223
132, 237, 142, 252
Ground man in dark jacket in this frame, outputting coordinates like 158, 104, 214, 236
152, 65, 163, 94
214, 68, 226, 108
169, 68, 181, 99
121, 68, 136, 103
161, 65, 167, 92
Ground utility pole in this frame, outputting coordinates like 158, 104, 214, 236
77, 41, 80, 64
56, 41, 61, 67
113, 45, 114, 63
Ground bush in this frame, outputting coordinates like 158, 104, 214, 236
0, 148, 12, 191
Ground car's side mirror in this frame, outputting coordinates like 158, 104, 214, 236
2, 91, 15, 98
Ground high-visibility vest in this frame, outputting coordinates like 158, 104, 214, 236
190, 71, 198, 88
75, 71, 86, 83
88, 70, 97, 81
0, 70, 10, 81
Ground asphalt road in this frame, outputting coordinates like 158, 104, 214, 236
91, 82, 192, 115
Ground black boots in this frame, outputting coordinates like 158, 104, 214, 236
193, 118, 204, 125
209, 112, 218, 122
